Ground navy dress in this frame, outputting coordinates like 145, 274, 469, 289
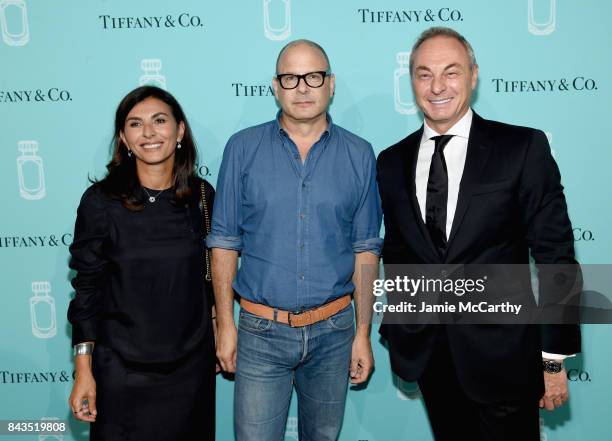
68, 179, 215, 441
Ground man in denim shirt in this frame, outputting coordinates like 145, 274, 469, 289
207, 39, 382, 441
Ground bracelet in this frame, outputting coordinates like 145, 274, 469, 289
73, 342, 94, 356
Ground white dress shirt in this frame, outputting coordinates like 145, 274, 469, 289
416, 108, 567, 361
416, 109, 472, 239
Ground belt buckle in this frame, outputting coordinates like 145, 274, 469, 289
288, 310, 299, 327
289, 309, 313, 327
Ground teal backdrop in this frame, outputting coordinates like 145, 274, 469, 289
1, 1, 610, 440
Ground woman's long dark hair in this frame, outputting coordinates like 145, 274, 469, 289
97, 86, 198, 210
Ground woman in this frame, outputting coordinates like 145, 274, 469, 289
67, 86, 215, 440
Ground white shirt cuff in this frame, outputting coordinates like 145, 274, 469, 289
542, 351, 575, 361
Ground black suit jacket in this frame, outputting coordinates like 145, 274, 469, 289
376, 112, 581, 403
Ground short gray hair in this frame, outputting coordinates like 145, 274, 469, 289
409, 27, 476, 74
275, 39, 332, 74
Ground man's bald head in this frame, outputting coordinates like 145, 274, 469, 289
275, 39, 331, 74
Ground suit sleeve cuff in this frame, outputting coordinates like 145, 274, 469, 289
71, 322, 97, 346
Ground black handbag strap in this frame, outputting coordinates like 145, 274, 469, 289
200, 181, 212, 282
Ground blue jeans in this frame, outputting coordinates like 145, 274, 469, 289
234, 303, 355, 441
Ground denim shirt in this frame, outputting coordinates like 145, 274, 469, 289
207, 114, 382, 311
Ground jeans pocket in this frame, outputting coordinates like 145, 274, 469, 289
326, 304, 355, 330
239, 310, 273, 332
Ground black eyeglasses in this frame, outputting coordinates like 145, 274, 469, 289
276, 71, 330, 89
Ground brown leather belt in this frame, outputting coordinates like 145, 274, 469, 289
240, 295, 352, 327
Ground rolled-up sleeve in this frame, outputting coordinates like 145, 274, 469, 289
67, 187, 108, 346
207, 134, 244, 251
351, 145, 383, 255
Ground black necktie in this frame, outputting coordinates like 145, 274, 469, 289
426, 135, 454, 257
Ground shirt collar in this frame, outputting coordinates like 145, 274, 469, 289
422, 107, 473, 143
275, 110, 333, 141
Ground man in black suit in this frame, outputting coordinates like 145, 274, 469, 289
376, 27, 581, 440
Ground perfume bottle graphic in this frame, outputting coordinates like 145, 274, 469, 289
394, 52, 417, 115
17, 140, 46, 200
139, 59, 167, 89
284, 416, 298, 441
0, 0, 29, 46
38, 417, 63, 441
30, 281, 57, 339
263, 0, 291, 41
528, 0, 556, 36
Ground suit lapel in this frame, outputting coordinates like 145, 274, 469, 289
401, 127, 440, 261
446, 113, 491, 252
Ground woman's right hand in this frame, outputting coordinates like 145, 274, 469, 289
69, 356, 97, 422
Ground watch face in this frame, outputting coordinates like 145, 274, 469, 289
543, 360, 563, 374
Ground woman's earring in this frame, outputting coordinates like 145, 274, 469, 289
177, 142, 182, 150
127, 149, 132, 157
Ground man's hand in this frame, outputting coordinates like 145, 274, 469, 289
539, 370, 569, 410
211, 314, 221, 373
211, 248, 239, 373
350, 251, 378, 385
350, 334, 374, 384
216, 322, 238, 373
